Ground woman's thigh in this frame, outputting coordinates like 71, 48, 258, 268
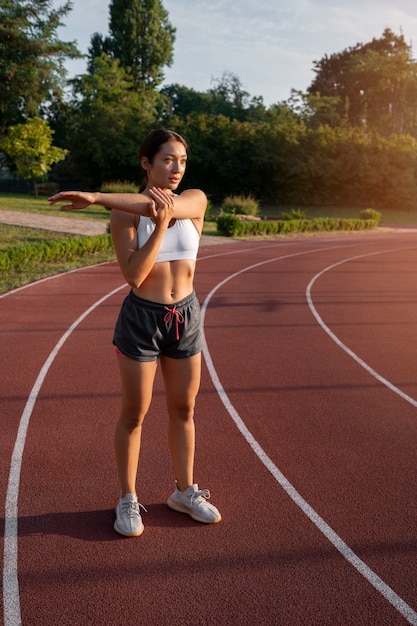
117, 355, 158, 419
160, 353, 201, 411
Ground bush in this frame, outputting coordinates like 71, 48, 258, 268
216, 215, 378, 237
359, 208, 382, 223
216, 214, 242, 236
101, 181, 139, 193
221, 194, 259, 216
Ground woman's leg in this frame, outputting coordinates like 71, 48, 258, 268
115, 355, 158, 496
160, 353, 201, 491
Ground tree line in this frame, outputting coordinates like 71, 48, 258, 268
1, 0, 417, 210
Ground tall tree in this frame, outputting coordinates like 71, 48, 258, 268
308, 29, 417, 136
87, 0, 175, 90
209, 71, 250, 109
159, 84, 214, 120
67, 54, 159, 186
0, 0, 80, 130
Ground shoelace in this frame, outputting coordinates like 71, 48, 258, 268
191, 489, 211, 506
121, 499, 147, 518
164, 305, 185, 341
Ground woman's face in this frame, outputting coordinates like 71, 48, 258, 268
142, 140, 187, 191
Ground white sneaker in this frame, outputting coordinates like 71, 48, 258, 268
167, 482, 221, 524
114, 494, 146, 537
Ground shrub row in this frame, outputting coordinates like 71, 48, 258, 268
0, 234, 113, 271
216, 214, 378, 237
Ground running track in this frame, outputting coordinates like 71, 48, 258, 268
2, 231, 417, 625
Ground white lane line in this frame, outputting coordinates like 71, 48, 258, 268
201, 249, 417, 625
1, 240, 401, 625
3, 283, 126, 626
2, 241, 300, 626
306, 247, 417, 408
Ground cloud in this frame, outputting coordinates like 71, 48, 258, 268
162, 0, 417, 103
55, 0, 417, 106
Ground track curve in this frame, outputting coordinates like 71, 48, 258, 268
2, 232, 417, 625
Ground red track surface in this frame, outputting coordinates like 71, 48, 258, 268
2, 232, 417, 625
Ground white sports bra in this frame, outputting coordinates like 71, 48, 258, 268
137, 216, 200, 263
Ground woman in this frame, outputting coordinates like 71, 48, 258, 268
49, 129, 221, 537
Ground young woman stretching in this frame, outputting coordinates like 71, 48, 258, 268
49, 129, 221, 536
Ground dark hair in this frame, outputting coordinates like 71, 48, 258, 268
139, 129, 188, 192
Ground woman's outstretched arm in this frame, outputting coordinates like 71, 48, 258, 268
48, 190, 153, 215
48, 187, 207, 220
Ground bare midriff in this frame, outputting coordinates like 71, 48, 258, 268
132, 259, 196, 304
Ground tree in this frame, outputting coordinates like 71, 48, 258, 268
160, 73, 267, 124
208, 71, 258, 120
286, 89, 343, 129
170, 113, 262, 200
0, 0, 80, 130
209, 71, 250, 109
294, 125, 417, 209
67, 54, 159, 186
87, 0, 175, 90
159, 84, 214, 120
308, 29, 417, 136
169, 104, 306, 203
86, 32, 113, 74
0, 117, 68, 195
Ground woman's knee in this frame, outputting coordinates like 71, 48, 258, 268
167, 398, 195, 423
119, 405, 147, 432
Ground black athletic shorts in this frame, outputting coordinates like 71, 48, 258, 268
113, 290, 204, 361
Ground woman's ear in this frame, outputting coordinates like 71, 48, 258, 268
141, 156, 151, 171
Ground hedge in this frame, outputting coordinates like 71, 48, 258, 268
0, 233, 113, 271
216, 214, 378, 237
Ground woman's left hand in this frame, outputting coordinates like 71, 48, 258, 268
48, 191, 97, 211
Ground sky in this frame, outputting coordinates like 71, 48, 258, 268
55, 0, 417, 107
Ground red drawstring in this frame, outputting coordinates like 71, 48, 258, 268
164, 305, 185, 340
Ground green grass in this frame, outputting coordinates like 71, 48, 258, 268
0, 223, 74, 250
0, 222, 116, 294
1, 248, 117, 294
